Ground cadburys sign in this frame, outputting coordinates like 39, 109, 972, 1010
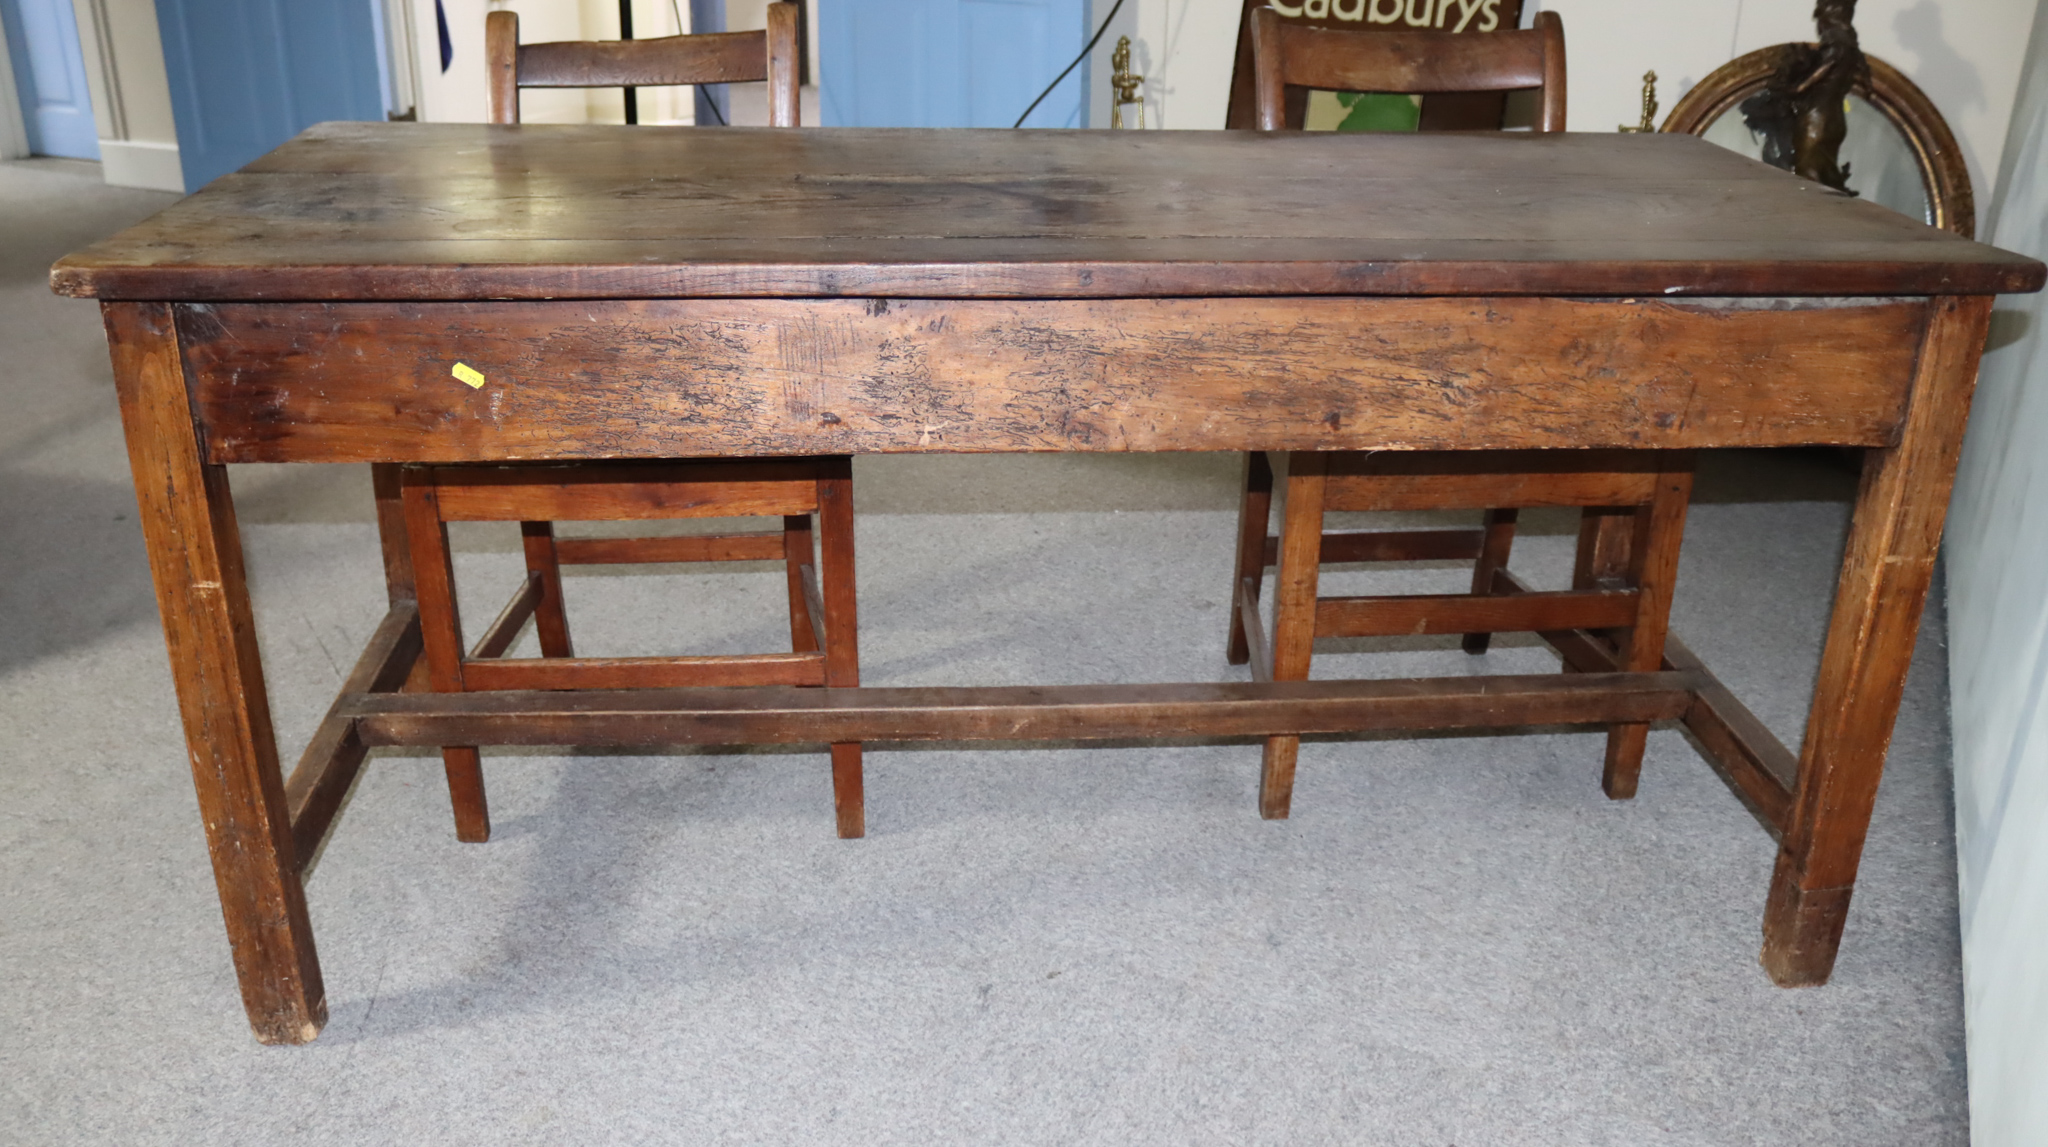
1224, 0, 1529, 129
1263, 0, 1509, 34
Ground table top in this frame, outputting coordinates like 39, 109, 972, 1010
52, 121, 2043, 302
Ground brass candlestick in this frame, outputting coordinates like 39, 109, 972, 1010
1619, 71, 1659, 132
1111, 36, 1144, 129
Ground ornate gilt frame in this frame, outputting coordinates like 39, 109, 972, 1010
1662, 46, 1974, 239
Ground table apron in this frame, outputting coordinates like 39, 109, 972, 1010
173, 296, 1930, 464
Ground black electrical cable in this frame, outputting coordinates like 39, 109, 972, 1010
669, 0, 729, 125
1012, 0, 1127, 129
620, 0, 638, 123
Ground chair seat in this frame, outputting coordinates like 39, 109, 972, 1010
1231, 449, 1695, 820
401, 456, 864, 842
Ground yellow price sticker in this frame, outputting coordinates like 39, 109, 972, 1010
452, 362, 486, 389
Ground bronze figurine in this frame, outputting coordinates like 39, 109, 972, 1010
1740, 0, 1868, 193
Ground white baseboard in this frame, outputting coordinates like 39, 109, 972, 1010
99, 140, 185, 193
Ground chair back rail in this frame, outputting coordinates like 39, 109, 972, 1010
486, 2, 800, 127
1250, 8, 1564, 132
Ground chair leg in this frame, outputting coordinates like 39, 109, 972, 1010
1227, 451, 1275, 665
371, 463, 417, 604
1460, 507, 1520, 654
1600, 459, 1694, 800
519, 521, 574, 658
1574, 507, 1634, 590
440, 747, 491, 842
1261, 452, 1327, 820
783, 513, 820, 653
402, 475, 491, 842
1560, 506, 1635, 673
817, 459, 864, 839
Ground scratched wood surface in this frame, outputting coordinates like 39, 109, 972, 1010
49, 123, 2043, 301
177, 296, 1928, 463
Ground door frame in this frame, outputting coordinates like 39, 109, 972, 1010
0, 3, 33, 158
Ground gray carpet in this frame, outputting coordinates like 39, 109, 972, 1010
0, 157, 1968, 1145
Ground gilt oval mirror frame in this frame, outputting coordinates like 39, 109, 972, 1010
1661, 45, 1975, 239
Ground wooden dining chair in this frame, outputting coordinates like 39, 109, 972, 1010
405, 1, 864, 846
485, 4, 801, 128
1234, 8, 1696, 819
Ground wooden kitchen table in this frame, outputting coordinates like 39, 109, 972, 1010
52, 123, 2043, 1044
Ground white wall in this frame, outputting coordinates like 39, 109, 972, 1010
1088, 0, 1237, 131
69, 0, 182, 191
1945, 3, 2048, 1143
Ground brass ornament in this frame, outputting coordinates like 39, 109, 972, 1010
1618, 71, 1658, 133
1111, 36, 1145, 129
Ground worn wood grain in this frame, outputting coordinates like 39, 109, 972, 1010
414, 462, 821, 520
50, 124, 2044, 302
346, 673, 1698, 748
554, 532, 786, 564
517, 28, 773, 89
177, 297, 1931, 464
1315, 587, 1638, 638
1598, 457, 1693, 799
1461, 508, 1519, 654
370, 463, 414, 603
106, 301, 327, 1045
399, 473, 492, 842
487, 3, 799, 126
518, 521, 574, 658
1573, 508, 1633, 591
460, 652, 824, 690
1763, 294, 1996, 986
764, 0, 800, 129
1263, 528, 1488, 567
1238, 577, 1274, 684
1261, 452, 1327, 820
816, 456, 864, 839
796, 559, 826, 653
1226, 451, 1274, 667
1323, 451, 1665, 511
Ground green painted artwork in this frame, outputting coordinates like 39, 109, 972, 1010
1303, 90, 1423, 132
1335, 91, 1422, 132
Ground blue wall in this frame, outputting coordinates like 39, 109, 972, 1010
1, 0, 101, 158
154, 0, 385, 189
821, 0, 1090, 128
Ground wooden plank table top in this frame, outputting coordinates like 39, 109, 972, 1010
52, 122, 2043, 301
55, 122, 2043, 1045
